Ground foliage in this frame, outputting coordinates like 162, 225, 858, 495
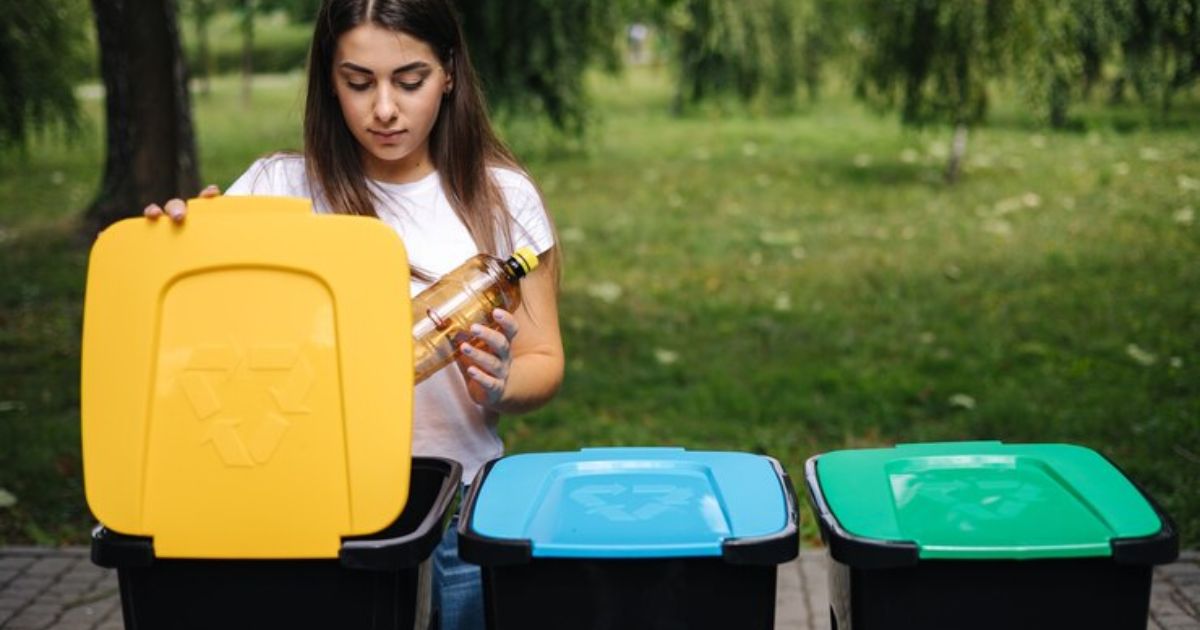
0, 1, 91, 150
657, 0, 806, 110
1116, 0, 1200, 112
258, 0, 323, 22
854, 0, 1035, 128
796, 0, 850, 100
1020, 0, 1088, 128
1022, 0, 1200, 127
455, 0, 629, 135
181, 10, 313, 76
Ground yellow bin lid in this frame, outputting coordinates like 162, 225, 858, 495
81, 197, 414, 559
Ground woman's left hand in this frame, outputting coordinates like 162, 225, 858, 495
457, 308, 519, 409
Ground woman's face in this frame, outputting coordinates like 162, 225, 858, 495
332, 23, 452, 182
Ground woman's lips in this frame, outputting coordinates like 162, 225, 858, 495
370, 129, 406, 144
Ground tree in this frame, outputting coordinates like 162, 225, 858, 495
1117, 0, 1200, 114
797, 0, 849, 102
0, 2, 90, 151
259, 0, 321, 22
191, 0, 218, 96
855, 0, 1035, 183
1023, 0, 1200, 127
239, 0, 256, 105
455, 0, 627, 135
1021, 0, 1088, 128
87, 0, 200, 234
659, 0, 805, 112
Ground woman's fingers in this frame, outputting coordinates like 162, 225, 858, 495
144, 185, 217, 221
461, 341, 504, 375
163, 198, 186, 222
491, 309, 520, 343
465, 366, 505, 399
471, 324, 507, 355
457, 311, 520, 407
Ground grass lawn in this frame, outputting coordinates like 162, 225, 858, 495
1, 67, 1197, 547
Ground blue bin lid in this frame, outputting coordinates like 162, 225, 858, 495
467, 448, 792, 559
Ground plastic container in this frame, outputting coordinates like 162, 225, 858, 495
93, 457, 461, 629
804, 441, 1179, 630
458, 447, 800, 629
412, 247, 538, 383
82, 196, 456, 629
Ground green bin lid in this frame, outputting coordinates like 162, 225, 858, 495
812, 441, 1164, 561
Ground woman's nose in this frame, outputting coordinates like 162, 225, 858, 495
373, 85, 399, 123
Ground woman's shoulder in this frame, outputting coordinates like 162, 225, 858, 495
227, 152, 309, 196
488, 166, 539, 200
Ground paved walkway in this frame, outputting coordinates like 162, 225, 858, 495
1, 546, 1197, 629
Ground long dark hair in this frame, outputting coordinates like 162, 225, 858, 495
305, 0, 554, 281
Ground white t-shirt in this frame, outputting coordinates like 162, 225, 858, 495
225, 154, 555, 481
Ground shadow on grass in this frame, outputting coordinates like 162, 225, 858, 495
987, 99, 1200, 135
812, 159, 942, 188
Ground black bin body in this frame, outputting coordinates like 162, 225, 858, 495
480, 556, 778, 630
92, 457, 460, 630
826, 555, 1156, 630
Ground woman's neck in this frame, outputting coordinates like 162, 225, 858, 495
362, 145, 436, 184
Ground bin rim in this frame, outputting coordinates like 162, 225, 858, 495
340, 456, 463, 571
457, 450, 800, 567
91, 456, 461, 570
804, 455, 919, 569
804, 447, 1179, 569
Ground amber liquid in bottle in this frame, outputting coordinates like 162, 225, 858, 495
412, 248, 538, 383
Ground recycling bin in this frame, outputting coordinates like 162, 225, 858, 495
92, 456, 460, 629
458, 447, 800, 629
804, 441, 1179, 630
81, 197, 458, 629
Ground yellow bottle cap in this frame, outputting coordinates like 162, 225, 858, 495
511, 246, 539, 276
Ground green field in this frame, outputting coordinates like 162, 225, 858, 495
1, 67, 1197, 547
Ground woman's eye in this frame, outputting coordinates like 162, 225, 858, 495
347, 81, 371, 91
397, 79, 425, 91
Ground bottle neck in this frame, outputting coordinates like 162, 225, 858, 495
501, 255, 529, 282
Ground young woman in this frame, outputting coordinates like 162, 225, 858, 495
146, 1, 564, 627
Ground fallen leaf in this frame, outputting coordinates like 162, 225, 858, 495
1126, 344, 1157, 366
949, 394, 976, 410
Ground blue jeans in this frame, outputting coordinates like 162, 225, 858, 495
433, 512, 485, 630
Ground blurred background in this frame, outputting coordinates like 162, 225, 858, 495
0, 0, 1197, 548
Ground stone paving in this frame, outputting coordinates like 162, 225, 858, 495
0, 546, 1197, 629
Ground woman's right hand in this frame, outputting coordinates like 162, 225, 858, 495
144, 184, 221, 222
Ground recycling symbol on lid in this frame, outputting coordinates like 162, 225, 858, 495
177, 344, 314, 467
910, 475, 1043, 521
569, 484, 694, 522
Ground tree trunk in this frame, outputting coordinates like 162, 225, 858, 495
944, 123, 968, 184
1049, 75, 1070, 129
86, 0, 200, 236
241, 0, 255, 106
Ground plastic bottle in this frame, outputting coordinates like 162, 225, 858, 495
412, 247, 540, 383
